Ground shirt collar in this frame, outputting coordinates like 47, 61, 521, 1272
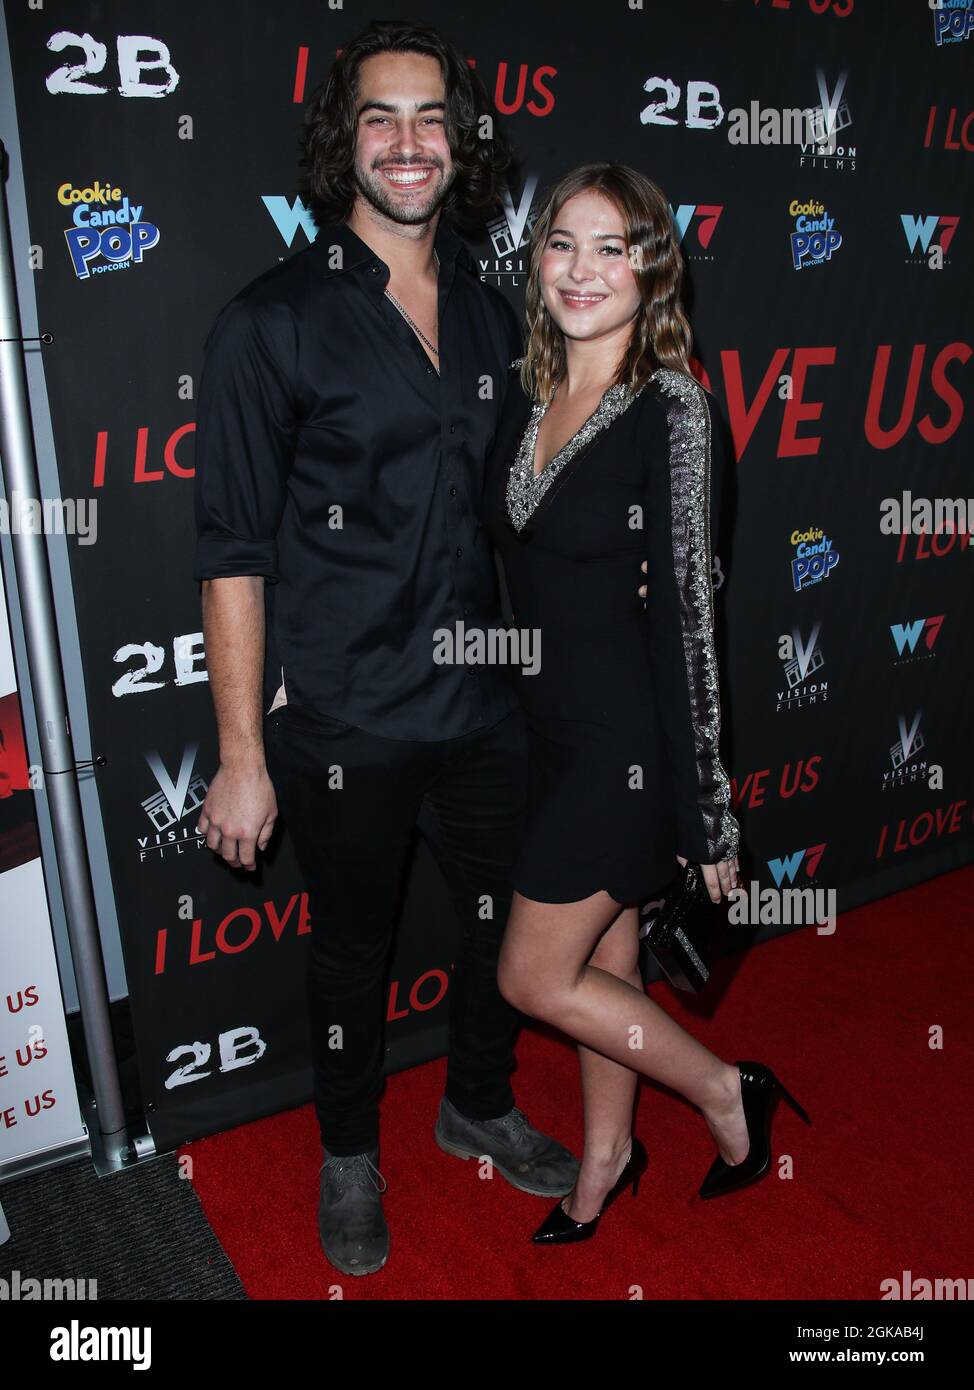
310, 217, 474, 277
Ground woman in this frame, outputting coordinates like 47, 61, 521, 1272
483, 164, 810, 1244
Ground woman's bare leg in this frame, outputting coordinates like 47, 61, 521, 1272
498, 889, 748, 1219
569, 904, 643, 1221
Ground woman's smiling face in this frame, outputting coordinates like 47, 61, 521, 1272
539, 190, 642, 344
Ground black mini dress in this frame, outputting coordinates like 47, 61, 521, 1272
482, 365, 741, 905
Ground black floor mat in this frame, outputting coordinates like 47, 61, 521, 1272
0, 1152, 246, 1300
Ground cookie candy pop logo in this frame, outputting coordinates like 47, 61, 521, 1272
791, 525, 840, 591
933, 0, 974, 46
60, 181, 160, 280
789, 199, 842, 271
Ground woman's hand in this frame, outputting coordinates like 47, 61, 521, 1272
676, 852, 740, 904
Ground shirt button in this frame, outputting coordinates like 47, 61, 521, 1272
449, 425, 456, 434
427, 365, 434, 374
370, 265, 380, 274
449, 486, 457, 497
456, 546, 463, 557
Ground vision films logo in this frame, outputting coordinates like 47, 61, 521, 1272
478, 174, 541, 285
777, 624, 827, 713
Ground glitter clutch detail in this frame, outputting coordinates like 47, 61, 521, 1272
643, 860, 721, 992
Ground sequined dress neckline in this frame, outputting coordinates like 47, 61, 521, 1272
506, 376, 648, 532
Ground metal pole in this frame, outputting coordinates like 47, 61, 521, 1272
0, 138, 129, 1168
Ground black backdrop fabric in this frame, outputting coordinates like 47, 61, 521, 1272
4, 1, 972, 1150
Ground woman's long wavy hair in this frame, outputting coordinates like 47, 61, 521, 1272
298, 19, 512, 231
520, 164, 697, 403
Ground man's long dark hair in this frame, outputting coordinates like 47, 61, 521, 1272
298, 19, 513, 231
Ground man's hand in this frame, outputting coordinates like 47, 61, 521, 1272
197, 758, 278, 871
198, 575, 273, 870
676, 852, 740, 904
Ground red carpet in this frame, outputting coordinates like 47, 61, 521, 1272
181, 865, 974, 1299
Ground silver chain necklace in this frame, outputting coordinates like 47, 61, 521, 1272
384, 250, 440, 372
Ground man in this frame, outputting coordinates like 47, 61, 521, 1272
192, 20, 579, 1278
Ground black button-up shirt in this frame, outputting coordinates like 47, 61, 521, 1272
193, 218, 522, 740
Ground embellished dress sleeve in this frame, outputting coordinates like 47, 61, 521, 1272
642, 370, 741, 865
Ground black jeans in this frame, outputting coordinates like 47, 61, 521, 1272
263, 702, 529, 1156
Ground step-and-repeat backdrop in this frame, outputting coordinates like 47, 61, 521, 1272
3, 1, 972, 1150
0, 554, 85, 1171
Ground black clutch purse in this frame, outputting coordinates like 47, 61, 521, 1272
643, 861, 722, 993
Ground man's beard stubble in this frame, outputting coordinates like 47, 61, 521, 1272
353, 159, 458, 226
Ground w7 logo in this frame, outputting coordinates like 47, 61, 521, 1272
890, 616, 944, 656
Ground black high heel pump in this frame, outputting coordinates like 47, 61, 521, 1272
699, 1060, 811, 1200
531, 1136, 648, 1244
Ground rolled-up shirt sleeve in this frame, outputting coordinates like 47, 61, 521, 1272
193, 295, 298, 583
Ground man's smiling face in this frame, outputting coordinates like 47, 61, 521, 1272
352, 51, 457, 226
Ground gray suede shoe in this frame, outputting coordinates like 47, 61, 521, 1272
317, 1147, 389, 1276
434, 1097, 580, 1197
